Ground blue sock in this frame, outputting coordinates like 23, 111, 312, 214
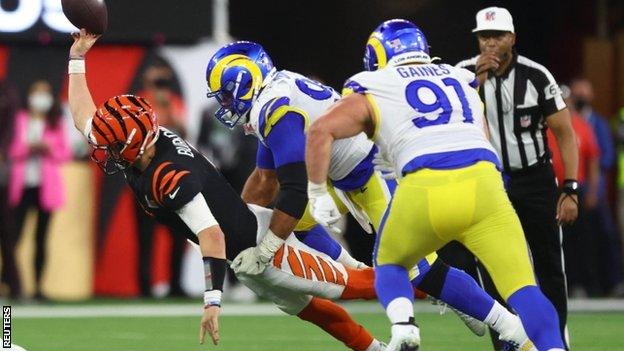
439, 267, 494, 321
375, 264, 413, 309
294, 224, 341, 260
507, 286, 564, 350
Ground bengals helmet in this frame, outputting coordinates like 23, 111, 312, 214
88, 95, 159, 174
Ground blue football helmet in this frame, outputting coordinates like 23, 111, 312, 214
206, 41, 276, 128
363, 19, 431, 71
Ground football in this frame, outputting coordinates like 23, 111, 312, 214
61, 0, 108, 34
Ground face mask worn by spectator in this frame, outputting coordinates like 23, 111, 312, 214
28, 92, 53, 113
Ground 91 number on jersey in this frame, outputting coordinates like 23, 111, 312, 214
406, 77, 473, 128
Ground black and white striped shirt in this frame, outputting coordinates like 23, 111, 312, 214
457, 52, 567, 172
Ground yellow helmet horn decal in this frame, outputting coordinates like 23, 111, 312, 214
367, 36, 387, 69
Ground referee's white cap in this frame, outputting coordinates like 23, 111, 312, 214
472, 7, 515, 33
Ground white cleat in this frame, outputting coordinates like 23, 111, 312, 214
449, 305, 487, 337
366, 339, 388, 351
387, 319, 420, 351
428, 297, 486, 337
498, 315, 537, 351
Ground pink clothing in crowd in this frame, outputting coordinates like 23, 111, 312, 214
8, 110, 71, 211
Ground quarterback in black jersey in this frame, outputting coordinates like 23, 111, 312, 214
66, 30, 391, 351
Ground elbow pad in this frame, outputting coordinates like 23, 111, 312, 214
275, 162, 308, 218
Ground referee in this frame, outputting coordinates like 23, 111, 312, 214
451, 7, 579, 350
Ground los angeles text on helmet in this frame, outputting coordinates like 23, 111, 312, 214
0, 0, 77, 33
161, 128, 194, 158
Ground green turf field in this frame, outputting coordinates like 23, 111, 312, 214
11, 310, 624, 350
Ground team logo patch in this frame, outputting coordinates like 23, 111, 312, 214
520, 115, 532, 128
485, 11, 496, 21
151, 161, 190, 206
389, 38, 404, 53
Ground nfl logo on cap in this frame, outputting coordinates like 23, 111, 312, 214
473, 7, 515, 33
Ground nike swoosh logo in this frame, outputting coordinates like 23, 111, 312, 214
360, 186, 368, 193
169, 187, 181, 199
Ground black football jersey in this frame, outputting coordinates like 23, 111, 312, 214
125, 127, 257, 259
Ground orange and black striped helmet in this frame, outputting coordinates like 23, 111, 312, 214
89, 95, 159, 174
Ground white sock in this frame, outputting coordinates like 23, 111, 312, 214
386, 297, 414, 324
365, 339, 383, 351
483, 301, 516, 334
337, 248, 364, 269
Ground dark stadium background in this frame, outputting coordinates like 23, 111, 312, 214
0, 0, 621, 298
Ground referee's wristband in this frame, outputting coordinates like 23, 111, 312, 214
562, 179, 579, 195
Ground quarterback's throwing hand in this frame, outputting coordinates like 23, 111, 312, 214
70, 28, 100, 57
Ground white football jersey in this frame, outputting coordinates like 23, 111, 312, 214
248, 70, 374, 181
346, 63, 499, 175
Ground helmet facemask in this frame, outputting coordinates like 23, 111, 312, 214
206, 41, 276, 129
207, 71, 260, 129
89, 95, 160, 174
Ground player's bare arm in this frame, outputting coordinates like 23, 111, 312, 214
306, 93, 375, 184
175, 193, 227, 346
304, 93, 375, 230
241, 167, 279, 207
68, 29, 100, 135
241, 168, 298, 239
546, 108, 579, 225
197, 225, 226, 346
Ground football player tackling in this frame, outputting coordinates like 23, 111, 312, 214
206, 41, 535, 350
305, 20, 565, 351
67, 29, 388, 351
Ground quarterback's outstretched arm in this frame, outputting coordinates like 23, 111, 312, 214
305, 93, 375, 184
67, 29, 99, 136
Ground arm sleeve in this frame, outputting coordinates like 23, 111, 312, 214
175, 193, 219, 235
264, 111, 306, 167
256, 140, 275, 169
263, 112, 309, 218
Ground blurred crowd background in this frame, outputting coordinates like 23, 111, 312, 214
1, 0, 624, 302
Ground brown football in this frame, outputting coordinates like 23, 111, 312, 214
61, 0, 108, 34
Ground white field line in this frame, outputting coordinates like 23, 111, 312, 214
9, 299, 624, 319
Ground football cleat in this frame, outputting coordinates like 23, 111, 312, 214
449, 305, 487, 337
387, 318, 420, 351
428, 297, 486, 336
498, 315, 536, 351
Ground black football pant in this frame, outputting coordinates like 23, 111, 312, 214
12, 187, 51, 297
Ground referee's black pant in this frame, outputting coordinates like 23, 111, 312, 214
439, 162, 568, 350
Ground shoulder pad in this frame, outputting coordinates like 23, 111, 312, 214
342, 79, 368, 97
259, 96, 309, 138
